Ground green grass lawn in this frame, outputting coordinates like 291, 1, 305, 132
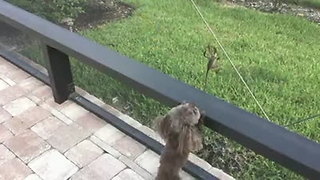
19, 0, 319, 179
72, 0, 320, 179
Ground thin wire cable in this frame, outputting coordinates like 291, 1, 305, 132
189, 0, 270, 120
285, 113, 320, 127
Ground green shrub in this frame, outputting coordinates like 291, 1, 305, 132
6, 0, 87, 22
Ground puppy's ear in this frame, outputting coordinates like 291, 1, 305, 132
177, 126, 190, 154
189, 127, 203, 152
177, 126, 203, 154
153, 115, 172, 141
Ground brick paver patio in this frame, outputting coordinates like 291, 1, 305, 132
0, 56, 233, 180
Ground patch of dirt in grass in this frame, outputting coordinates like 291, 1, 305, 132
0, 1, 134, 50
227, 0, 320, 24
73, 1, 134, 31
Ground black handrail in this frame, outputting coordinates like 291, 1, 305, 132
0, 1, 319, 179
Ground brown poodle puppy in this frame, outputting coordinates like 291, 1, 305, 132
154, 102, 203, 180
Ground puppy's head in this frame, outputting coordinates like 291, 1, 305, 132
169, 102, 201, 128
154, 102, 203, 153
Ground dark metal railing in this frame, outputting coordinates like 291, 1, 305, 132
0, 1, 319, 179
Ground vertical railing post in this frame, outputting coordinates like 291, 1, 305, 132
43, 45, 75, 104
